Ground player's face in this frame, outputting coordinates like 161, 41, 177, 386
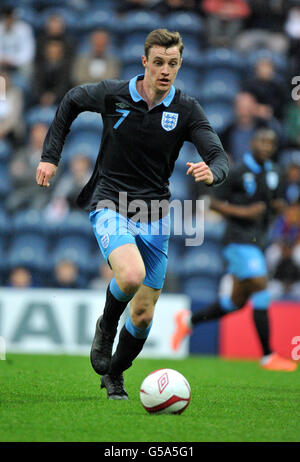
142, 45, 182, 94
252, 135, 277, 163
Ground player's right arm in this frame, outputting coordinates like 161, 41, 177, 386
35, 82, 107, 187
210, 197, 266, 220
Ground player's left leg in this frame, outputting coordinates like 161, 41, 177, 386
100, 214, 170, 399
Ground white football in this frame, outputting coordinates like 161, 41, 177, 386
140, 368, 191, 414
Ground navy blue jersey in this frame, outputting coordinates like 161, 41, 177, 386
213, 152, 286, 248
41, 75, 229, 215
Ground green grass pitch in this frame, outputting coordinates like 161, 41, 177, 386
1, 354, 299, 442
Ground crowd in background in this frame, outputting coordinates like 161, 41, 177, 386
0, 0, 300, 301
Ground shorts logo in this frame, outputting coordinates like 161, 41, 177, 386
158, 372, 169, 394
101, 234, 110, 249
161, 112, 178, 131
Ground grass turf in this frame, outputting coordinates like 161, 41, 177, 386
0, 353, 299, 442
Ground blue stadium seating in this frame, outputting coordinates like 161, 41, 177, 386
120, 43, 145, 65
0, 164, 12, 198
0, 209, 11, 239
70, 111, 103, 134
62, 131, 101, 164
203, 48, 244, 72
179, 243, 224, 279
166, 12, 204, 37
52, 236, 91, 272
169, 168, 190, 202
80, 8, 119, 34
7, 234, 49, 272
182, 276, 219, 305
14, 5, 39, 29
120, 11, 163, 34
204, 219, 225, 244
199, 77, 240, 104
25, 105, 57, 127
247, 49, 288, 75
12, 209, 47, 237
55, 211, 92, 239
121, 64, 144, 81
0, 140, 11, 164
176, 142, 201, 169
201, 101, 235, 134
37, 7, 79, 32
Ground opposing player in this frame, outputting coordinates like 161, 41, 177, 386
36, 29, 229, 399
171, 128, 297, 372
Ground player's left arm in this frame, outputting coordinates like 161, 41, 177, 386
185, 99, 229, 186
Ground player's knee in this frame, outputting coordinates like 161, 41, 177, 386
119, 267, 146, 294
249, 277, 268, 294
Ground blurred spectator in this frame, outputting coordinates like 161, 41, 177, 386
0, 6, 35, 78
285, 161, 300, 204
268, 241, 300, 299
242, 58, 287, 119
34, 39, 72, 106
221, 92, 283, 162
49, 154, 93, 213
202, 0, 251, 46
8, 267, 34, 288
7, 122, 53, 212
52, 259, 81, 289
71, 30, 120, 86
284, 98, 300, 148
35, 14, 75, 71
0, 71, 24, 143
89, 262, 113, 290
234, 0, 288, 53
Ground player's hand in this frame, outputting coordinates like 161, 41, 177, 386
245, 202, 266, 219
186, 162, 214, 185
36, 161, 57, 187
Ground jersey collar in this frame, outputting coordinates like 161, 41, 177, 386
243, 152, 273, 173
129, 74, 175, 107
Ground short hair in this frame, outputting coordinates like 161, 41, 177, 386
144, 29, 184, 59
252, 128, 277, 143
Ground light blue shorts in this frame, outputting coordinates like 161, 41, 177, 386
89, 208, 170, 290
223, 243, 267, 280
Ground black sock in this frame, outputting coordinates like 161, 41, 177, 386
101, 285, 129, 335
252, 309, 272, 356
109, 325, 146, 376
190, 301, 226, 326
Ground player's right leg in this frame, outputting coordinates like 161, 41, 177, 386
89, 209, 146, 376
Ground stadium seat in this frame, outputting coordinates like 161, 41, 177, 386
62, 131, 101, 164
55, 211, 92, 240
121, 64, 144, 81
166, 12, 204, 37
182, 276, 219, 304
14, 5, 39, 30
80, 8, 118, 34
69, 111, 103, 134
12, 209, 46, 237
25, 105, 57, 127
204, 219, 226, 244
7, 234, 49, 272
201, 102, 235, 134
247, 49, 288, 74
120, 43, 145, 65
0, 164, 12, 198
0, 139, 11, 164
169, 168, 190, 202
37, 7, 79, 32
203, 48, 244, 72
278, 149, 300, 168
52, 236, 91, 272
121, 11, 163, 34
0, 209, 11, 239
179, 243, 224, 279
166, 238, 185, 276
199, 78, 240, 104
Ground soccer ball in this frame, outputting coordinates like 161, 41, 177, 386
140, 368, 191, 414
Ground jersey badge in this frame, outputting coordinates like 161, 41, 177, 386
161, 111, 179, 131
266, 171, 279, 190
243, 172, 256, 196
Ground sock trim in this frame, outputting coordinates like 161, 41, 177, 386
109, 278, 134, 302
125, 316, 152, 339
